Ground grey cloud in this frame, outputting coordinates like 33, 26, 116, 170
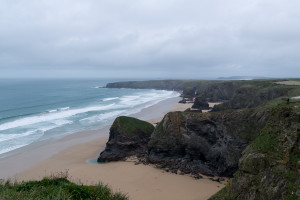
0, 0, 299, 78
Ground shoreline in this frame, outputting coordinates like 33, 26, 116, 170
0, 96, 225, 200
0, 96, 182, 179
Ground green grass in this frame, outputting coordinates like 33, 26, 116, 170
0, 177, 128, 200
156, 120, 165, 136
113, 116, 154, 137
289, 152, 300, 168
209, 187, 233, 200
288, 78, 300, 82
250, 120, 286, 161
265, 98, 286, 108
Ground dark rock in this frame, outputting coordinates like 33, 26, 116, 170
148, 109, 269, 176
184, 108, 191, 112
97, 116, 154, 162
179, 99, 186, 104
190, 109, 202, 113
210, 104, 300, 200
218, 177, 225, 182
193, 174, 203, 179
210, 177, 224, 182
192, 96, 209, 110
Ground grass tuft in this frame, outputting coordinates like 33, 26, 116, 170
0, 172, 128, 200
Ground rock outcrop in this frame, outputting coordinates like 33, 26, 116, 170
101, 79, 300, 199
97, 116, 154, 162
191, 96, 209, 110
210, 102, 300, 200
147, 108, 269, 176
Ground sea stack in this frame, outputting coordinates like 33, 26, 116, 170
97, 116, 154, 162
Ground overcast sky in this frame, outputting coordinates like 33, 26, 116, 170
0, 0, 299, 79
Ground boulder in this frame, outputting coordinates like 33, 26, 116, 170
179, 99, 187, 104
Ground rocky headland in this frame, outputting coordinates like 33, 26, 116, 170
100, 79, 300, 199
147, 108, 268, 177
210, 102, 300, 200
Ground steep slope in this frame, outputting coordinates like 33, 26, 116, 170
98, 116, 154, 162
210, 101, 300, 200
212, 83, 296, 111
106, 80, 222, 97
148, 108, 269, 176
106, 80, 298, 111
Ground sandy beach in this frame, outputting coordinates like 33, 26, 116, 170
0, 97, 225, 200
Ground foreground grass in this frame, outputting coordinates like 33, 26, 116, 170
0, 177, 128, 200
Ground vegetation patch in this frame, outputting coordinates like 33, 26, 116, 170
0, 177, 128, 200
251, 124, 284, 160
113, 116, 154, 137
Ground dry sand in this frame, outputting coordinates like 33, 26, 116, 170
15, 137, 225, 200
1, 97, 226, 200
147, 101, 193, 125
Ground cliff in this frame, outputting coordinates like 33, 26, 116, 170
212, 83, 295, 111
106, 80, 298, 110
148, 108, 269, 176
98, 107, 270, 177
210, 101, 300, 200
100, 79, 300, 199
106, 80, 221, 97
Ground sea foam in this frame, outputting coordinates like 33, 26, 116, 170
0, 81, 179, 157
0, 104, 115, 131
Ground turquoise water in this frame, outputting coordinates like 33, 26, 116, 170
0, 79, 179, 156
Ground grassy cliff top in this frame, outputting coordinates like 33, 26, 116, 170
111, 116, 154, 137
0, 177, 128, 200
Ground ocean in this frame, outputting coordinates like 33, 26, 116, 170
0, 79, 179, 157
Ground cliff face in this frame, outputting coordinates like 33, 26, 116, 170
148, 108, 269, 176
212, 85, 292, 111
210, 102, 300, 200
106, 80, 186, 90
100, 79, 300, 199
97, 116, 154, 162
195, 81, 244, 102
106, 80, 221, 96
106, 80, 295, 111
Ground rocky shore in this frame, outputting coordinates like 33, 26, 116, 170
98, 107, 269, 177
100, 79, 300, 199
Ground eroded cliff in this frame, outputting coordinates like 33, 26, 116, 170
210, 102, 300, 200
97, 116, 154, 162
148, 108, 269, 176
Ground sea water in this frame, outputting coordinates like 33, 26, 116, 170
0, 79, 179, 157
